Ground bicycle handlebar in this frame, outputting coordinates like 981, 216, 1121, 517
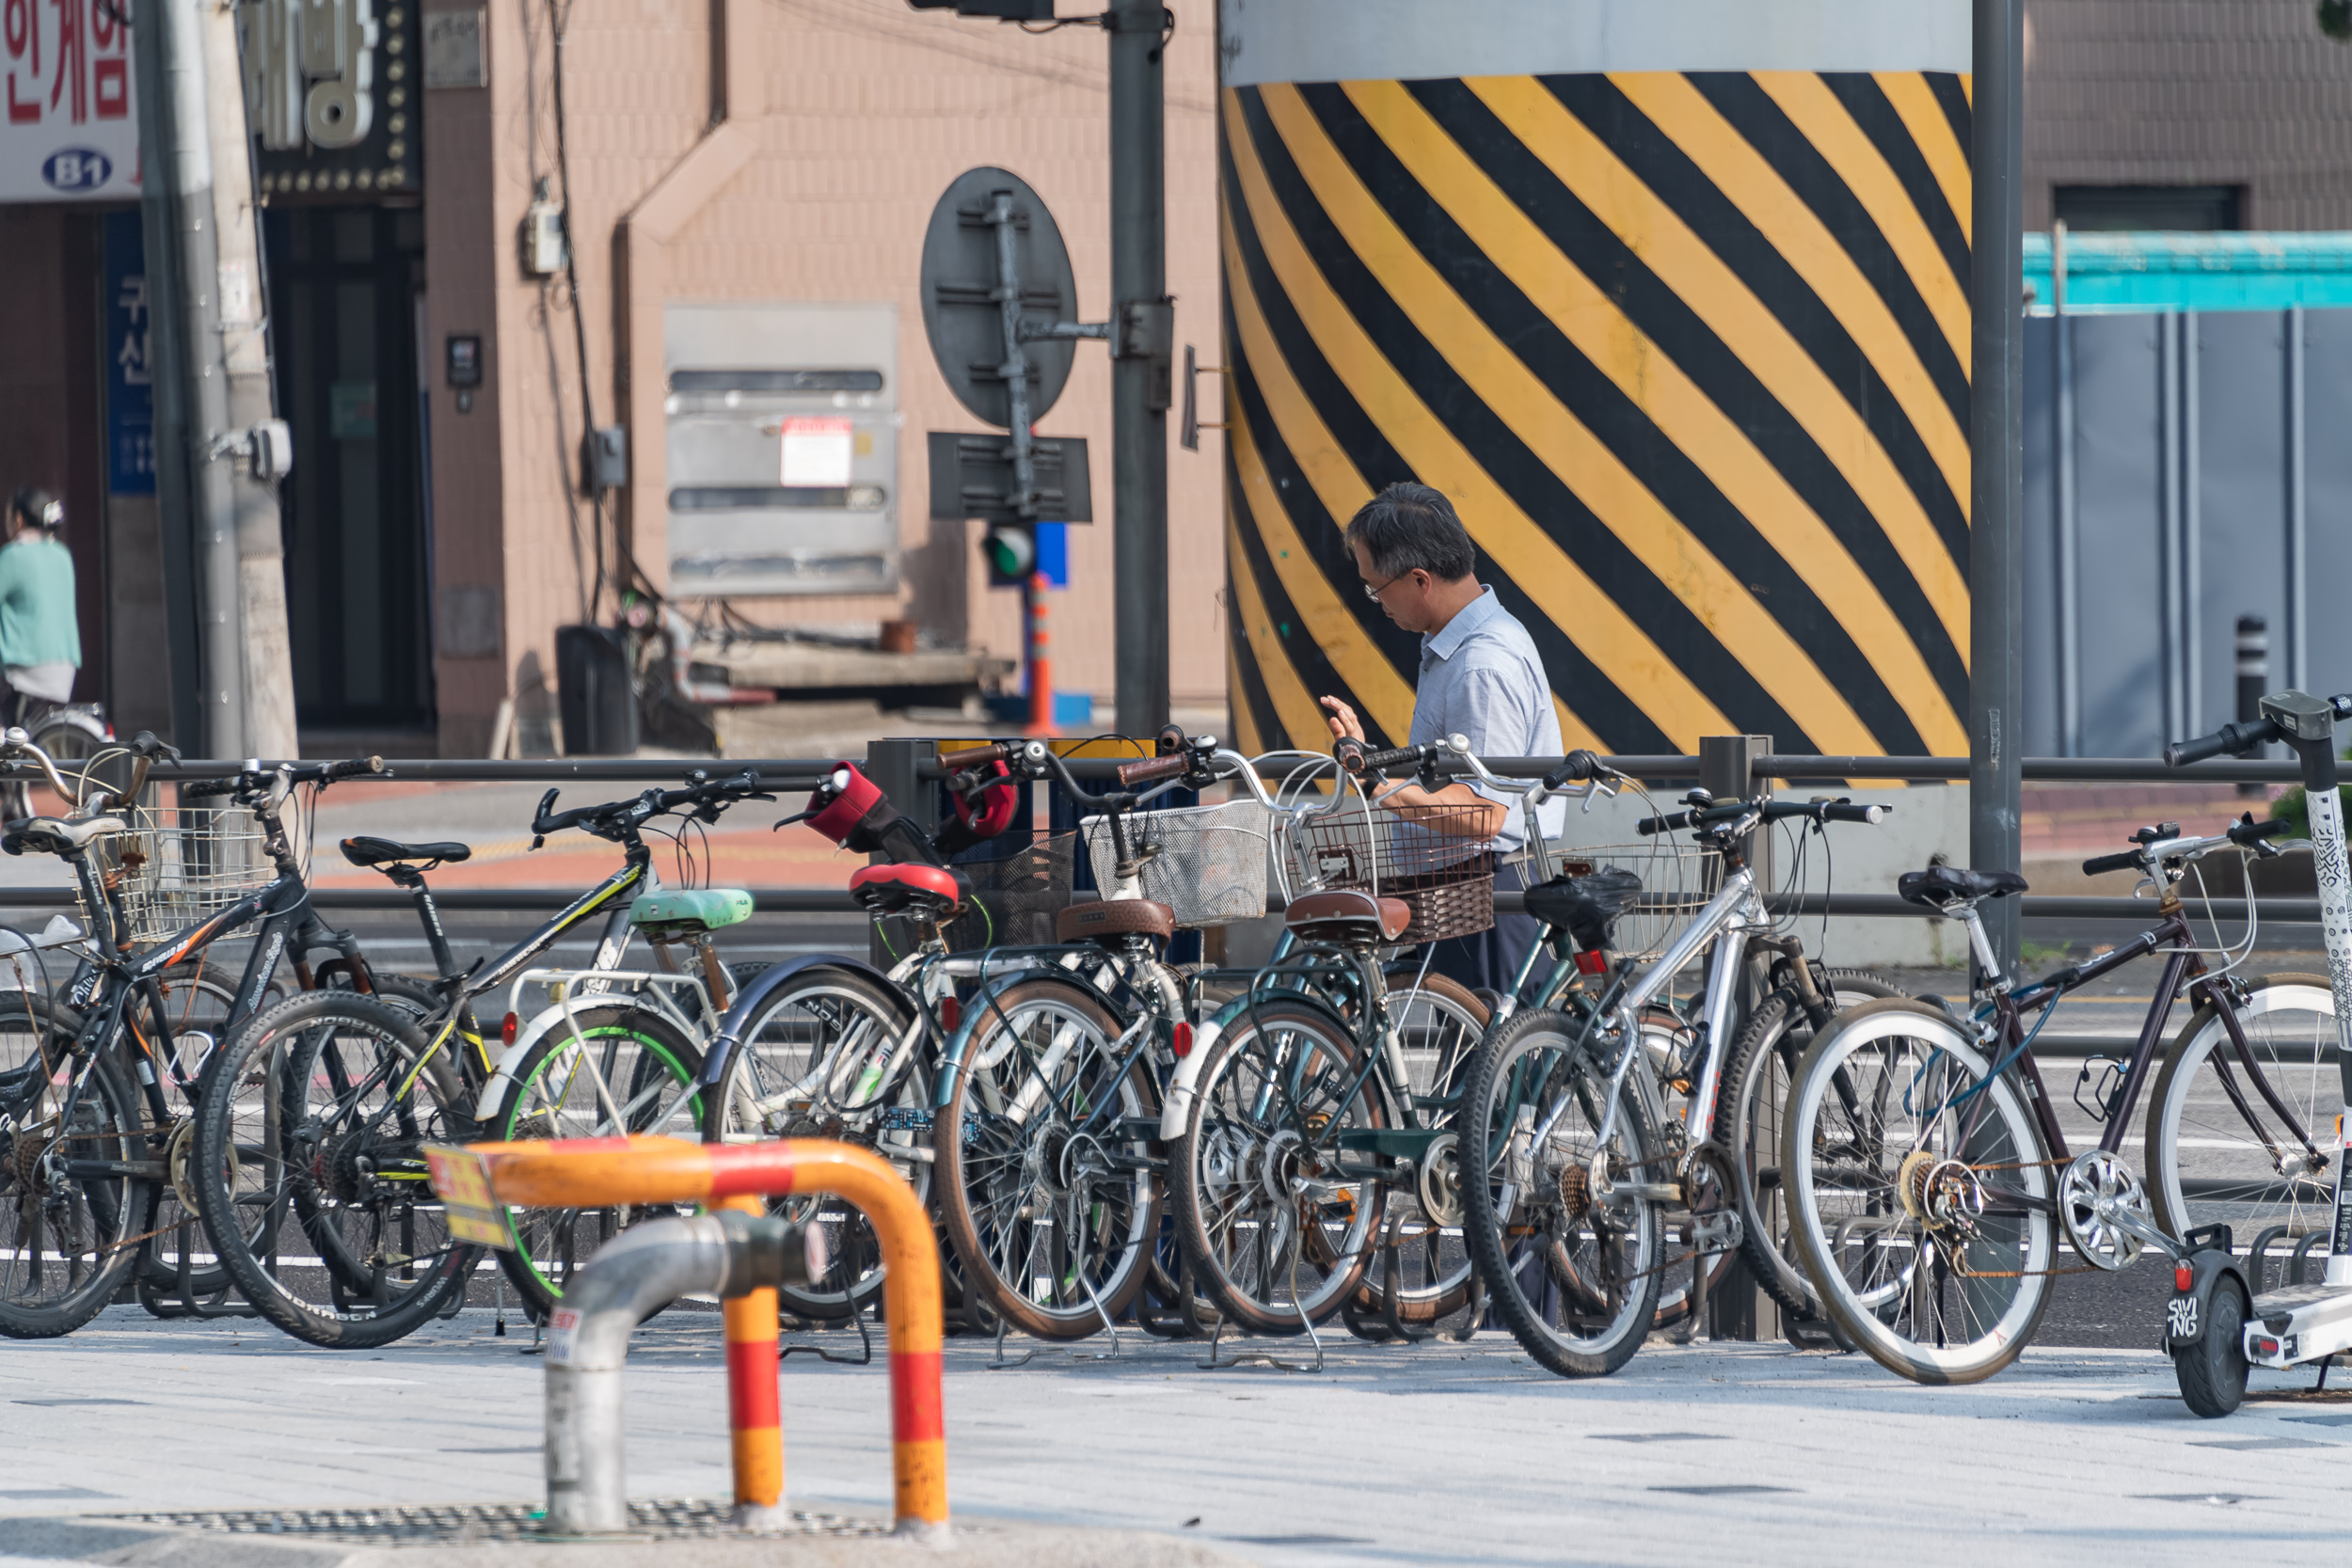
937, 742, 1009, 769
2081, 849, 2142, 877
1636, 796, 1888, 837
532, 768, 771, 839
2230, 814, 2292, 847
1116, 752, 1189, 787
182, 755, 389, 802
2163, 719, 2279, 768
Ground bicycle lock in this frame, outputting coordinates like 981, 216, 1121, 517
427, 1136, 948, 1542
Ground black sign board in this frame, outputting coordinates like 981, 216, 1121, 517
928, 433, 1092, 524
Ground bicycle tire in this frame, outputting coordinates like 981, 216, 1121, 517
1167, 998, 1388, 1335
2143, 974, 2338, 1250
1459, 1007, 1665, 1377
935, 976, 1159, 1340
700, 962, 930, 1322
494, 1001, 706, 1316
0, 1006, 151, 1338
1779, 998, 2055, 1384
192, 990, 479, 1348
1712, 969, 1908, 1316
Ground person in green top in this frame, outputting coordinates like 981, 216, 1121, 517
0, 487, 83, 729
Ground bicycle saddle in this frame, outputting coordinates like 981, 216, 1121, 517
1897, 863, 2028, 908
848, 863, 966, 917
3, 815, 128, 854
340, 835, 473, 868
1057, 898, 1176, 945
1523, 866, 1643, 951
1284, 889, 1412, 945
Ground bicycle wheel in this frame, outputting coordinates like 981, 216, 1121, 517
1168, 999, 1388, 1335
193, 991, 478, 1348
1780, 998, 2055, 1384
1346, 973, 1487, 1329
2145, 974, 2339, 1253
1460, 1007, 1665, 1377
494, 1002, 705, 1316
1714, 969, 1908, 1315
700, 964, 930, 1322
935, 977, 1158, 1339
0, 1002, 151, 1338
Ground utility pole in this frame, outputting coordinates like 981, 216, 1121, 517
199, 1, 299, 759
1969, 0, 2026, 977
133, 0, 273, 761
1107, 0, 1171, 737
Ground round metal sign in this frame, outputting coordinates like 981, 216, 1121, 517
919, 166, 1080, 430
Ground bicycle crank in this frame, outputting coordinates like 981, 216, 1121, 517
1415, 1132, 1463, 1228
2058, 1148, 2175, 1270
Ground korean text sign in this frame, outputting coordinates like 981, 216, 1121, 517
4, 0, 137, 200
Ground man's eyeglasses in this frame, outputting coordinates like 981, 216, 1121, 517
1362, 568, 1413, 602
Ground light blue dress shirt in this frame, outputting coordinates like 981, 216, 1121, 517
1407, 586, 1565, 853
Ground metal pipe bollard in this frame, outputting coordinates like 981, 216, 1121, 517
542, 1206, 822, 1534
454, 1135, 951, 1543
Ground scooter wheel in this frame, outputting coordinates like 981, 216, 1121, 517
2172, 1277, 2250, 1418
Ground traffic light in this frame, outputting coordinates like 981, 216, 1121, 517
982, 522, 1035, 586
905, 1, 1057, 17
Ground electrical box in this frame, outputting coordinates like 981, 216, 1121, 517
584, 426, 627, 492
522, 195, 567, 277
664, 303, 898, 597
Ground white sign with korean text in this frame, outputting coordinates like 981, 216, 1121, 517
3, 0, 139, 201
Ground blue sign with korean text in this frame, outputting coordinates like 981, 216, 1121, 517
103, 210, 154, 496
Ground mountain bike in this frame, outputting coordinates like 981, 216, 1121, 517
190, 769, 773, 1347
1457, 781, 1892, 1376
1777, 754, 2330, 1385
0, 734, 397, 1338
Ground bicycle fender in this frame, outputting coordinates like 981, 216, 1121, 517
473, 998, 618, 1124
931, 962, 1110, 1108
2166, 1243, 2249, 1349
695, 951, 899, 1091
1158, 988, 1354, 1141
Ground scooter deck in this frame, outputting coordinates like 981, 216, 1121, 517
2245, 1282, 2352, 1369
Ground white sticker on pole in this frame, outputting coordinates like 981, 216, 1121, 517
780, 418, 853, 488
546, 1306, 581, 1365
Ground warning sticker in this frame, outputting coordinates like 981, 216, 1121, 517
423, 1145, 513, 1250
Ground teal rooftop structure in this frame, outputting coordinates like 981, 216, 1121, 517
2024, 231, 2352, 313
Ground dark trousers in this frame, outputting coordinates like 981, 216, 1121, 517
1419, 859, 1541, 1000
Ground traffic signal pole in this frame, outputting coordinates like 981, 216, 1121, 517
1108, 0, 1170, 737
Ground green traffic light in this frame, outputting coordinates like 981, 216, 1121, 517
984, 525, 1035, 580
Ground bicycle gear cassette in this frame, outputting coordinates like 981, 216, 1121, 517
2058, 1148, 2151, 1272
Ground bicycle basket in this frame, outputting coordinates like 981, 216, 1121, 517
1545, 837, 1722, 962
79, 804, 275, 948
1285, 802, 1496, 945
1079, 800, 1271, 928
942, 832, 1074, 952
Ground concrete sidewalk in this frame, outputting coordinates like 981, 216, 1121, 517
3, 1308, 2347, 1567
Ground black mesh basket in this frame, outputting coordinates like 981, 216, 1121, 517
942, 832, 1074, 952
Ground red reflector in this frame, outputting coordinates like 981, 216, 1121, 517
2175, 1263, 2194, 1292
501, 1012, 519, 1046
1172, 1022, 1194, 1058
938, 995, 961, 1034
2252, 1337, 2279, 1356
1574, 949, 1608, 975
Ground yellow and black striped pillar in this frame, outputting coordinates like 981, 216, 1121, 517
1219, 1, 1974, 759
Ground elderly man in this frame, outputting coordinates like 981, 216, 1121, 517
1320, 482, 1563, 997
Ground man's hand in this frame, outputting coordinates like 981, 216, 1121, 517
1321, 696, 1365, 745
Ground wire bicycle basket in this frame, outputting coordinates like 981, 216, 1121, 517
1079, 800, 1272, 928
78, 804, 276, 948
1285, 800, 1497, 945
943, 832, 1074, 952
1546, 835, 1723, 962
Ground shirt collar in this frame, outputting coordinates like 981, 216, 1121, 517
1422, 585, 1498, 661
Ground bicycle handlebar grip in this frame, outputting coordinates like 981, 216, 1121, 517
180, 776, 243, 800
937, 742, 1009, 769
2229, 815, 2293, 847
1814, 802, 1886, 825
1637, 810, 1692, 836
1117, 753, 1188, 787
128, 731, 181, 762
326, 755, 387, 781
2082, 849, 2144, 877
1356, 744, 1419, 773
532, 787, 563, 833
2164, 718, 2276, 768
1543, 750, 1599, 789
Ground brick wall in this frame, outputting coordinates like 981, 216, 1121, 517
2026, 0, 2352, 230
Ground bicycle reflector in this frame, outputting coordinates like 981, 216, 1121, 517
1172, 1022, 1194, 1057
501, 1012, 519, 1046
938, 995, 961, 1035
2175, 1262, 2194, 1292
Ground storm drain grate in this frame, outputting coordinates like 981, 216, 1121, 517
103, 1499, 891, 1545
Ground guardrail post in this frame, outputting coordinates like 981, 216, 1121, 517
717, 1193, 785, 1529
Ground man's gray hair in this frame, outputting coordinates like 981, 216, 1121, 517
1344, 482, 1475, 583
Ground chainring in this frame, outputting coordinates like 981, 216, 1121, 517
2058, 1148, 2149, 1272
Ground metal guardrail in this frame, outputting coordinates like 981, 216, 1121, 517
0, 747, 2313, 923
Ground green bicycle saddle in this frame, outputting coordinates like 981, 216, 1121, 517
629, 887, 755, 935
